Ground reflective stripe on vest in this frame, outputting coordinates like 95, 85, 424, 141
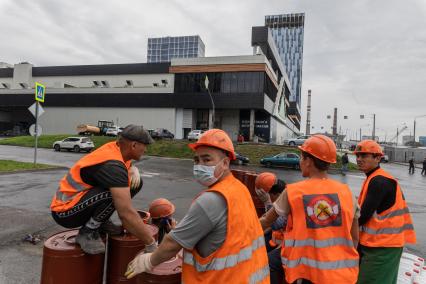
183, 236, 265, 272
281, 257, 358, 270
55, 173, 89, 201
285, 237, 354, 249
373, 207, 410, 220
360, 223, 414, 235
249, 264, 270, 284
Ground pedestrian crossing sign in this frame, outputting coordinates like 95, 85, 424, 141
35, 82, 45, 102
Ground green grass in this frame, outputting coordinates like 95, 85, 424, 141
0, 135, 357, 170
0, 160, 56, 173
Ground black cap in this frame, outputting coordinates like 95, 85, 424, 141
120, 124, 154, 144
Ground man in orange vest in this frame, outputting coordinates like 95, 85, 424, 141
125, 129, 270, 283
50, 125, 157, 254
260, 135, 360, 284
354, 140, 416, 284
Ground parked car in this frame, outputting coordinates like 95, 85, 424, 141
380, 154, 389, 163
106, 127, 124, 137
151, 128, 174, 139
187, 130, 205, 141
260, 152, 300, 169
284, 135, 311, 146
231, 152, 250, 165
53, 137, 95, 153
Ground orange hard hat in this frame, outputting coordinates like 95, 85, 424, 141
255, 172, 277, 192
149, 198, 175, 219
188, 129, 236, 160
298, 135, 337, 163
354, 140, 383, 156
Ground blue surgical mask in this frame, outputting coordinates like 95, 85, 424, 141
193, 160, 224, 186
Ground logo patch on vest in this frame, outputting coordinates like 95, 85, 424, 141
303, 194, 342, 228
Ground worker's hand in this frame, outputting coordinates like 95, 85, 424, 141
125, 252, 153, 279
129, 166, 141, 189
255, 188, 271, 205
144, 240, 158, 253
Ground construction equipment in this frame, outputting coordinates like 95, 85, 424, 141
76, 120, 116, 136
388, 126, 408, 144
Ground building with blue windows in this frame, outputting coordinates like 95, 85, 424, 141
147, 35, 205, 63
265, 13, 305, 128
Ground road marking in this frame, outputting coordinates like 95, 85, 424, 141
143, 171, 160, 176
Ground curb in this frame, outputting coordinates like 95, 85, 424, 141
0, 166, 68, 175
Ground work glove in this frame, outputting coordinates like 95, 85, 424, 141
255, 188, 272, 206
129, 166, 141, 189
144, 240, 158, 253
125, 252, 153, 279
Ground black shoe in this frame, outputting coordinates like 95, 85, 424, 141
75, 226, 105, 254
98, 219, 123, 236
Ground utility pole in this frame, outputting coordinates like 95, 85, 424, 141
413, 119, 416, 144
359, 128, 362, 141
305, 90, 312, 135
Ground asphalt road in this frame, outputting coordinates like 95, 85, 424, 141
0, 145, 424, 283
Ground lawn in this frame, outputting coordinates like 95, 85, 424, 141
0, 135, 357, 170
0, 160, 56, 173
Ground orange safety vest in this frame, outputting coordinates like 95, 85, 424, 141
50, 142, 131, 212
281, 179, 359, 284
182, 174, 270, 284
358, 168, 416, 247
269, 229, 285, 247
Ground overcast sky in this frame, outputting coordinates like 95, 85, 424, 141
1, 0, 426, 141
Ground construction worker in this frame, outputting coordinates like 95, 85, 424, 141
148, 198, 177, 243
355, 140, 416, 284
50, 125, 157, 254
260, 135, 360, 284
255, 172, 287, 284
125, 129, 270, 283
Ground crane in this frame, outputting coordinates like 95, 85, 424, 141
388, 126, 408, 145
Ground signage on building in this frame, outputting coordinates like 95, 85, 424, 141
35, 82, 46, 102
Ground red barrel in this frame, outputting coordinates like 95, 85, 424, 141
231, 169, 245, 182
106, 224, 159, 284
138, 254, 182, 284
40, 229, 105, 284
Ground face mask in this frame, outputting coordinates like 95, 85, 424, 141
193, 160, 225, 186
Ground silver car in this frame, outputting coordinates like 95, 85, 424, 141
284, 135, 311, 146
187, 130, 205, 141
53, 137, 95, 153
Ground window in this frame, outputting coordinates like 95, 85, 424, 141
19, 83, 28, 89
93, 81, 100, 87
101, 81, 109, 88
1, 83, 10, 89
126, 80, 133, 87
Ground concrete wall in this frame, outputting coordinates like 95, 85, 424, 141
270, 116, 296, 144
38, 107, 176, 135
215, 109, 239, 141
384, 146, 426, 163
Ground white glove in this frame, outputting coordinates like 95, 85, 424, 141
125, 252, 153, 279
255, 188, 272, 205
130, 166, 141, 189
144, 240, 158, 253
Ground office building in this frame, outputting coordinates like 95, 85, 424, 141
265, 13, 305, 126
147, 35, 205, 63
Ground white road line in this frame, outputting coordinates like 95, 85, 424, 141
142, 171, 160, 176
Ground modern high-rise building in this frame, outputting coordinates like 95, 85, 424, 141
147, 35, 205, 63
265, 13, 305, 126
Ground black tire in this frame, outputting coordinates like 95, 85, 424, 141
54, 144, 60, 152
74, 145, 80, 153
289, 141, 296, 146
265, 162, 272, 168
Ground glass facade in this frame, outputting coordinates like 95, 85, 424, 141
147, 35, 205, 63
174, 72, 278, 100
265, 13, 305, 107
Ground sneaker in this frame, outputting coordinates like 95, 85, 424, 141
99, 219, 123, 236
75, 226, 105, 254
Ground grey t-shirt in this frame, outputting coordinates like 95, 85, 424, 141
169, 192, 228, 258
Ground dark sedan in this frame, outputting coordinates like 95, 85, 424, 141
260, 152, 300, 169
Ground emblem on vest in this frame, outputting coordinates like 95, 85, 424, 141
303, 194, 342, 228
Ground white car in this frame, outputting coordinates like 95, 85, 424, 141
187, 130, 205, 141
284, 135, 311, 146
106, 127, 124, 137
53, 137, 95, 153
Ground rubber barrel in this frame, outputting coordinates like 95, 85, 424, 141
40, 229, 105, 284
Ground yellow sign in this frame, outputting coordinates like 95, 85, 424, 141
35, 82, 45, 102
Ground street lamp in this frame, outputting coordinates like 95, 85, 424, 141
204, 75, 215, 129
360, 114, 376, 140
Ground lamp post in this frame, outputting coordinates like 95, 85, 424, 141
360, 114, 376, 140
204, 75, 215, 129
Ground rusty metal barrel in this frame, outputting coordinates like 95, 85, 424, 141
138, 254, 182, 284
40, 229, 105, 284
106, 224, 159, 284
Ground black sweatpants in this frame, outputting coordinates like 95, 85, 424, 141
52, 178, 142, 228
